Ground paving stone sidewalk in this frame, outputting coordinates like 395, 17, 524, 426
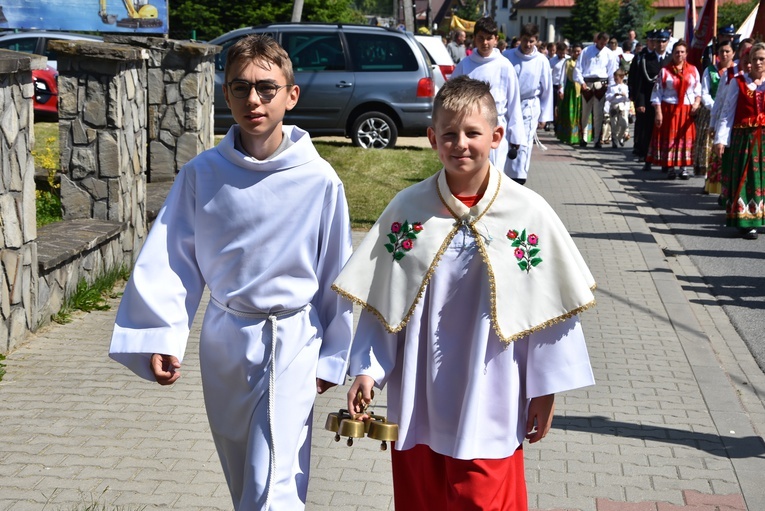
1, 135, 763, 510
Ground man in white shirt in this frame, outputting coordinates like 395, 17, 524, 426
574, 32, 619, 148
548, 41, 569, 132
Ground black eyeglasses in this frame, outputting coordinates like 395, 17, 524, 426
227, 80, 292, 100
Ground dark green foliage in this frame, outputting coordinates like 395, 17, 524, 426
562, 0, 600, 44
614, 0, 655, 41
52, 266, 131, 324
718, 0, 758, 33
36, 190, 62, 228
169, 0, 366, 42
453, 0, 482, 21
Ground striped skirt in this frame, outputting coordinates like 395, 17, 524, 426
647, 103, 695, 167
692, 106, 713, 171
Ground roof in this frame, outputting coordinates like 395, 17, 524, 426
515, 0, 749, 9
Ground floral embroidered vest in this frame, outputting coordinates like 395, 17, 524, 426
733, 75, 765, 129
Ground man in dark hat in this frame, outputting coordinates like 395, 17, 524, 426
702, 24, 736, 71
632, 29, 671, 166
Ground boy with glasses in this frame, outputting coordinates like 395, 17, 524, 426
110, 34, 354, 510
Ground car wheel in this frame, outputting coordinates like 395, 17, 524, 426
351, 111, 398, 149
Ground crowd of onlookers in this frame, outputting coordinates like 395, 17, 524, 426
441, 21, 765, 239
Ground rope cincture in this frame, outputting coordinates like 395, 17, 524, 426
210, 296, 307, 511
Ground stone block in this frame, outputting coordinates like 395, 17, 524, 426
149, 140, 175, 181
97, 131, 121, 178
0, 96, 19, 146
147, 68, 164, 105
179, 72, 199, 99
165, 83, 180, 104
164, 67, 186, 82
0, 194, 22, 248
21, 165, 37, 243
176, 133, 201, 169
59, 122, 73, 171
184, 99, 201, 132
147, 104, 160, 140
81, 177, 109, 200
71, 118, 89, 145
8, 307, 27, 350
107, 78, 123, 129
126, 67, 136, 101
160, 102, 182, 137
70, 146, 97, 180
60, 174, 92, 220
0, 266, 8, 319
84, 77, 107, 127
93, 200, 108, 220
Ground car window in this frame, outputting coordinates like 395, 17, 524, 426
281, 32, 346, 71
345, 33, 418, 72
416, 42, 435, 66
0, 37, 38, 54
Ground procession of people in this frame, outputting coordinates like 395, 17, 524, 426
440, 20, 764, 240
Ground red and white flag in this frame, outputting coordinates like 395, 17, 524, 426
687, 0, 717, 69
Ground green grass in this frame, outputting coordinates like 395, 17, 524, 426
0, 354, 6, 383
315, 141, 441, 229
34, 122, 63, 227
52, 266, 131, 324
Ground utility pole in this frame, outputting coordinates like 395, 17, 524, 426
402, 0, 415, 32
292, 0, 304, 22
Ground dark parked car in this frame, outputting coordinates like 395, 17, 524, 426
210, 23, 435, 149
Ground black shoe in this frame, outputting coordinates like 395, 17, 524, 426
579, 141, 587, 147
679, 168, 690, 180
660, 166, 668, 173
743, 228, 758, 240
619, 138, 625, 147
595, 142, 603, 148
666, 169, 677, 180
642, 162, 651, 172
544, 123, 552, 132
612, 142, 618, 148
717, 195, 726, 209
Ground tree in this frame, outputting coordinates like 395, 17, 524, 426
614, 0, 654, 41
562, 0, 600, 44
718, 0, 758, 31
453, 0, 483, 21
169, 0, 365, 41
599, 0, 620, 37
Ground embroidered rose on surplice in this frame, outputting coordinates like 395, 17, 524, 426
385, 221, 423, 261
507, 228, 542, 273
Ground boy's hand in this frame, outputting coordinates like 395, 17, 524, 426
316, 378, 336, 394
151, 354, 181, 385
526, 394, 555, 443
347, 375, 375, 418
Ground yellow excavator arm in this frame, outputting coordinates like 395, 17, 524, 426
99, 0, 162, 28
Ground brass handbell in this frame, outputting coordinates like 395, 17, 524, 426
337, 416, 366, 446
367, 414, 399, 451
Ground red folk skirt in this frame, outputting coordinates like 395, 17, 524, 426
391, 443, 528, 511
647, 102, 696, 167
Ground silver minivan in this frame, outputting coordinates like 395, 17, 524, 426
210, 23, 435, 149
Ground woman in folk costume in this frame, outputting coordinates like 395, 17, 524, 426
646, 40, 702, 180
557, 42, 590, 145
334, 76, 596, 510
710, 39, 754, 208
713, 42, 765, 240
695, 41, 734, 191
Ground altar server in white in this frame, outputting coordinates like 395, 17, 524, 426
109, 35, 353, 511
451, 16, 526, 181
503, 23, 554, 184
334, 76, 595, 511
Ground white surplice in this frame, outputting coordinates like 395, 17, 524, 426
503, 47, 554, 180
451, 49, 527, 175
109, 125, 354, 511
349, 224, 594, 460
336, 166, 596, 460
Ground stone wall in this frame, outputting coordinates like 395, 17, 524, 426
104, 36, 219, 182
51, 39, 150, 266
0, 50, 44, 352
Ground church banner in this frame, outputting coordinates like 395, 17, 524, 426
687, 0, 716, 69
0, 0, 169, 34
450, 15, 476, 33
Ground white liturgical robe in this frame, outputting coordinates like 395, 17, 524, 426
110, 125, 354, 510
